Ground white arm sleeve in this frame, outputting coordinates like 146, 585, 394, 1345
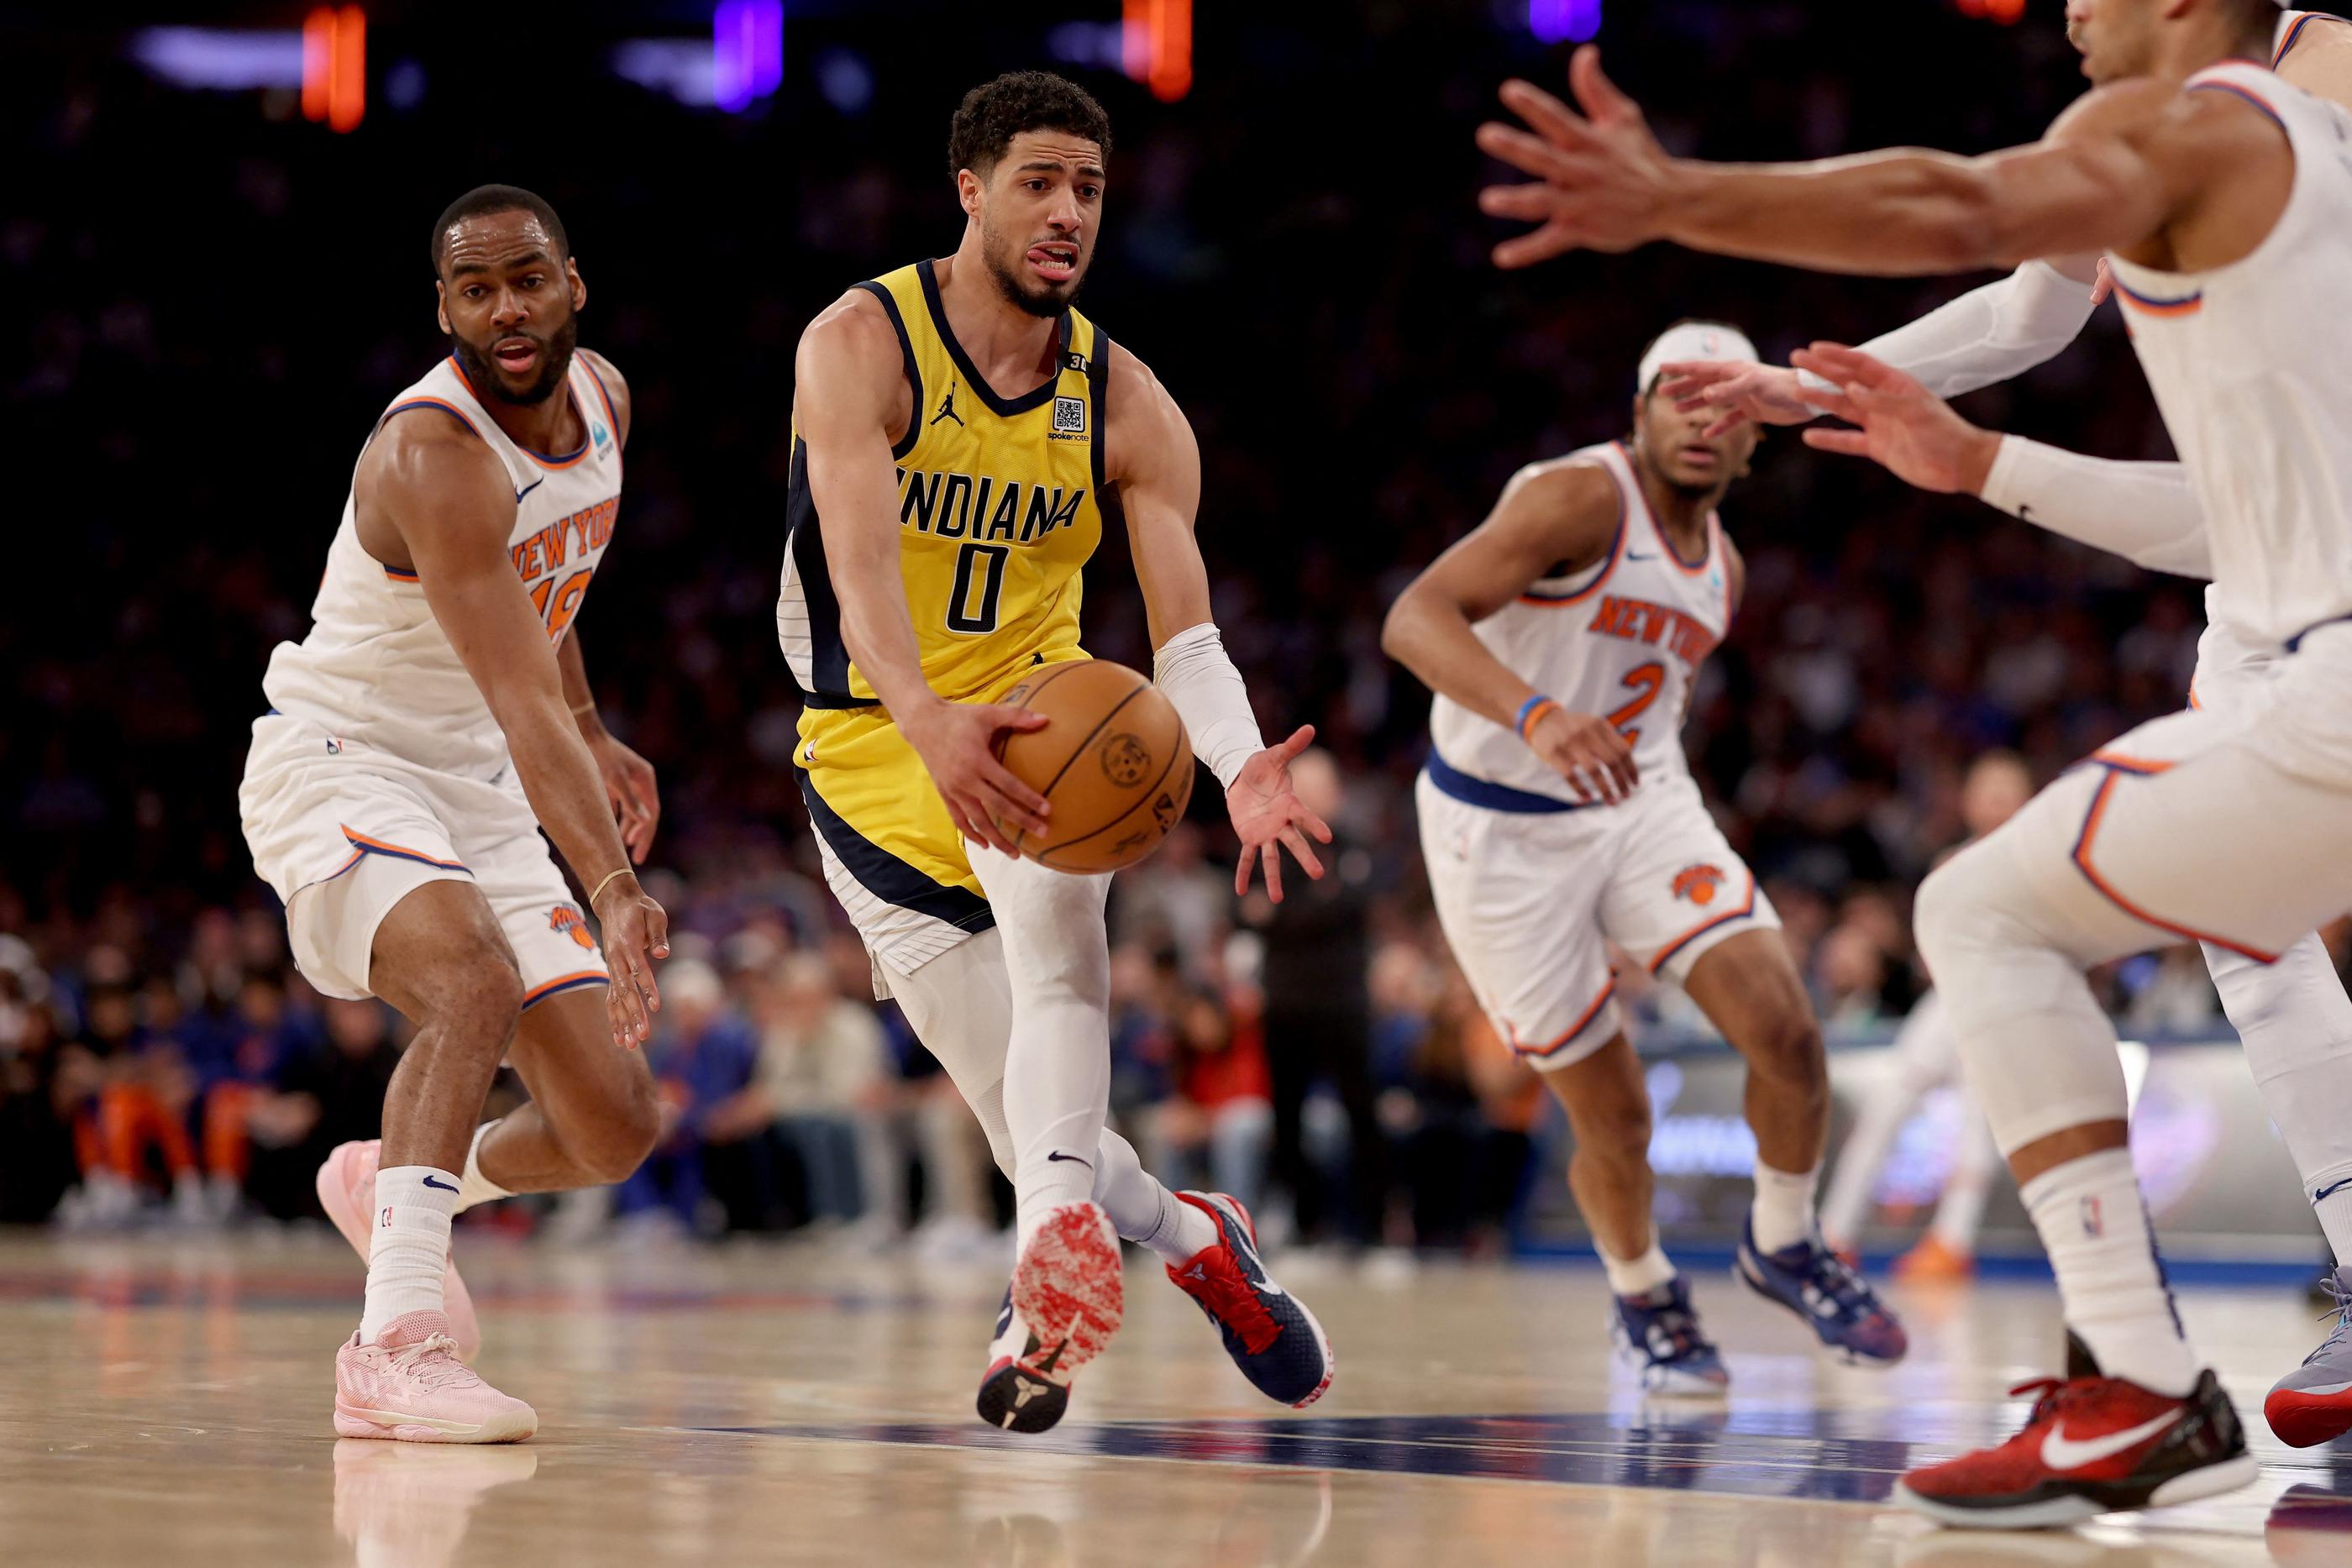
1152, 621, 1265, 790
1798, 260, 2097, 405
1978, 436, 2213, 579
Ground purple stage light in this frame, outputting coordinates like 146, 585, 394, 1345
714, 0, 783, 114
1529, 0, 1601, 46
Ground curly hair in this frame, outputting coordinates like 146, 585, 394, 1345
948, 71, 1113, 179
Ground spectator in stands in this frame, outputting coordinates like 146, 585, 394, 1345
1147, 983, 1274, 1213
1251, 749, 1386, 1248
617, 960, 766, 1236
742, 951, 889, 1230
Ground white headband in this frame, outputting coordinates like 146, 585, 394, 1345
1637, 323, 1759, 392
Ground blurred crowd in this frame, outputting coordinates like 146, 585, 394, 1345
2, 6, 2318, 1238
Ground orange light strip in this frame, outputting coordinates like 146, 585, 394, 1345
1123, 0, 1193, 103
302, 6, 366, 132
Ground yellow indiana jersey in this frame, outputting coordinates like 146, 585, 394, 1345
778, 258, 1106, 714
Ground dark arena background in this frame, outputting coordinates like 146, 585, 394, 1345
4, 3, 2350, 1564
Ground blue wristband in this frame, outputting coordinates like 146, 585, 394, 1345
1514, 694, 1557, 741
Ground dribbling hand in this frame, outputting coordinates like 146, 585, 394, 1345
1528, 706, 1638, 805
592, 872, 671, 1051
901, 698, 1051, 859
1226, 725, 1335, 904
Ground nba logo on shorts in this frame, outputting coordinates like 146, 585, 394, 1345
1053, 395, 1087, 436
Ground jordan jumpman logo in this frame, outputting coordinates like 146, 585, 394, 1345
931, 382, 964, 427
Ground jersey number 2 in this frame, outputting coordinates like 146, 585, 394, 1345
948, 543, 1010, 634
1607, 662, 1664, 746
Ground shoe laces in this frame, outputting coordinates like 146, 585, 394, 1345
2302, 1274, 2352, 1366
386, 1333, 473, 1392
1796, 1240, 1879, 1319
1179, 1246, 1282, 1356
1635, 1291, 1709, 1364
2000, 1374, 2104, 1444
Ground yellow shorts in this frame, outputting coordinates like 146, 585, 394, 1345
795, 650, 1085, 970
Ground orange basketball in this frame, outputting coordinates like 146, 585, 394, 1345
991, 659, 1194, 873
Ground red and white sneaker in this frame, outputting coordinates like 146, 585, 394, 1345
1897, 1335, 2255, 1529
333, 1310, 536, 1445
316, 1141, 481, 1363
975, 1202, 1123, 1434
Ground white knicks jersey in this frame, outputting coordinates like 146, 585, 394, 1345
260, 354, 624, 778
2107, 60, 2352, 653
1428, 441, 1733, 808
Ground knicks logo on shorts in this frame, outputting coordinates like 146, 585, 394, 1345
549, 904, 597, 950
1670, 863, 1727, 906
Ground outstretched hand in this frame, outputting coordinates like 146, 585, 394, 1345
1791, 343, 2003, 496
1226, 725, 1335, 904
1657, 359, 1818, 439
1475, 47, 1673, 267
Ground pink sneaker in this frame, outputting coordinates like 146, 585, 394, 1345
334, 1310, 536, 1444
316, 1140, 481, 1362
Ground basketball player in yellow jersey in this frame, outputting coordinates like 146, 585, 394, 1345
784, 71, 1336, 1432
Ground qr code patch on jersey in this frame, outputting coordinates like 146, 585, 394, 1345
1053, 396, 1086, 435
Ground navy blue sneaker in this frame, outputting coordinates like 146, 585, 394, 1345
1168, 1192, 1335, 1408
1609, 1275, 1730, 1395
1735, 1220, 1908, 1366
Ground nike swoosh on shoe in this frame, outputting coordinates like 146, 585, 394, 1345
2039, 1411, 2179, 1471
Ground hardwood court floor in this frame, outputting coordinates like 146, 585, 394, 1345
1, 1230, 2346, 1567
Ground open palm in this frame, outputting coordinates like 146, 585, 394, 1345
1226, 725, 1334, 903
1790, 343, 2000, 496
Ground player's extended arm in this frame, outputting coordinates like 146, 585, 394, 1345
1663, 258, 2102, 438
364, 418, 669, 1046
1107, 343, 1331, 900
793, 299, 1048, 857
1477, 47, 2228, 277
1379, 460, 1639, 803
1793, 343, 2209, 579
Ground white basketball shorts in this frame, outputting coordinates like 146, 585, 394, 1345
238, 711, 610, 1007
1417, 764, 1778, 1070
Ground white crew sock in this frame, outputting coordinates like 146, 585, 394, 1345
1091, 1128, 1217, 1262
2313, 1167, 2352, 1269
1597, 1235, 1677, 1297
1749, 1161, 1821, 1254
360, 1165, 460, 1342
455, 1120, 512, 1214
2022, 1147, 2197, 1396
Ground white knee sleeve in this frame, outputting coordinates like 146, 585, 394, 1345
878, 931, 1016, 1173
2213, 932, 2352, 1197
1914, 835, 2130, 1157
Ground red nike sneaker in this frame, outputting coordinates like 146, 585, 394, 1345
1897, 1335, 2255, 1529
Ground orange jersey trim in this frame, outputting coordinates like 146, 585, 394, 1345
1647, 868, 1761, 975
2070, 771, 2278, 964
1507, 977, 1619, 1061
522, 970, 610, 1009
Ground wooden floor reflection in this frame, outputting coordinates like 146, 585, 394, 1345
0, 1233, 2344, 1566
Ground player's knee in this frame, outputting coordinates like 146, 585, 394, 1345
1913, 847, 2013, 983
585, 1067, 662, 1183
425, 952, 525, 1054
1573, 1100, 1651, 1167
1743, 1003, 1825, 1095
